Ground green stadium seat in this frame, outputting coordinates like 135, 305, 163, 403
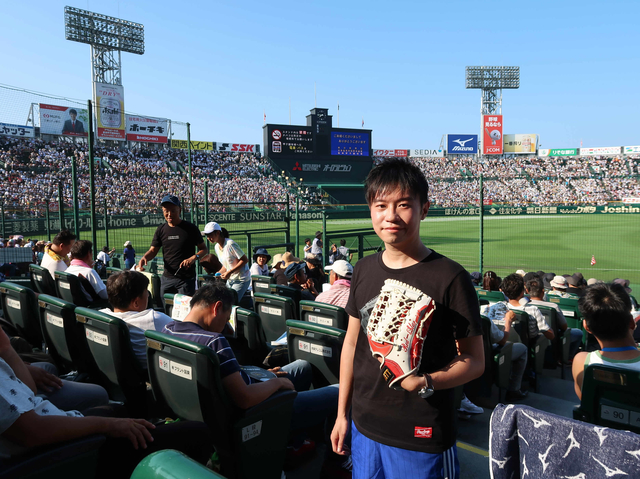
476, 289, 506, 305
234, 307, 270, 366
0, 282, 42, 348
37, 294, 93, 375
54, 270, 108, 309
273, 285, 301, 317
197, 274, 215, 289
75, 307, 149, 415
251, 274, 275, 295
144, 330, 297, 479
477, 316, 513, 402
299, 300, 349, 330
139, 271, 163, 309
286, 319, 345, 387
254, 293, 296, 343
29, 264, 57, 296
130, 450, 227, 479
105, 266, 122, 279
546, 296, 582, 329
0, 435, 106, 479
536, 305, 572, 378
573, 364, 640, 434
511, 310, 549, 393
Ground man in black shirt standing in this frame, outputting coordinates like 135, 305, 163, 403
138, 195, 207, 298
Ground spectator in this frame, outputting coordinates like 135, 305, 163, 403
278, 252, 299, 286
310, 231, 323, 264
123, 240, 136, 270
249, 248, 271, 277
305, 255, 325, 292
315, 260, 353, 308
285, 262, 317, 301
66, 240, 108, 303
303, 238, 312, 259
97, 245, 116, 265
548, 276, 578, 299
482, 270, 501, 292
41, 230, 76, 280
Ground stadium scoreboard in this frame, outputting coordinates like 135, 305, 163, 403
264, 108, 373, 184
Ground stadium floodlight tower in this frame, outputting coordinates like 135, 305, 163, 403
64, 5, 145, 86
465, 66, 519, 116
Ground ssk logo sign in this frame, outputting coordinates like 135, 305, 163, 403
414, 427, 432, 438
218, 143, 258, 153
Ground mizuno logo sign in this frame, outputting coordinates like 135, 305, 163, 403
453, 138, 473, 147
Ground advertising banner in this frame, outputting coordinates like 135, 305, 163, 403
503, 134, 537, 153
0, 122, 35, 138
171, 140, 215, 151
217, 143, 260, 153
623, 146, 640, 154
373, 149, 409, 157
538, 148, 578, 157
579, 147, 621, 156
125, 115, 168, 143
95, 82, 126, 140
482, 115, 503, 155
408, 149, 444, 157
39, 104, 89, 137
446, 135, 478, 154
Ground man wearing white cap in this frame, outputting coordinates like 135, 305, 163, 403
138, 195, 207, 298
547, 276, 577, 299
315, 260, 353, 308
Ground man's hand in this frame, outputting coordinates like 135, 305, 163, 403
179, 257, 195, 269
0, 328, 12, 357
105, 418, 156, 450
331, 416, 351, 455
303, 279, 317, 294
137, 258, 147, 271
268, 366, 288, 377
276, 378, 295, 391
26, 365, 62, 393
220, 271, 231, 280
504, 310, 516, 325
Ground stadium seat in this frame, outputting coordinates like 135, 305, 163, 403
105, 266, 122, 279
536, 305, 572, 378
546, 296, 582, 330
476, 289, 506, 305
74, 307, 149, 415
234, 307, 270, 365
251, 274, 275, 295
273, 285, 301, 317
54, 270, 108, 309
130, 450, 226, 479
573, 364, 640, 434
29, 264, 57, 296
37, 294, 93, 376
477, 315, 513, 402
286, 319, 345, 387
299, 300, 349, 330
197, 274, 215, 289
144, 330, 297, 479
0, 434, 106, 479
511, 310, 548, 393
0, 281, 42, 348
139, 271, 163, 309
253, 293, 296, 343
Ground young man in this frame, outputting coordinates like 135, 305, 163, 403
572, 283, 640, 400
285, 262, 317, 301
331, 159, 484, 478
315, 259, 353, 308
41, 230, 76, 280
138, 195, 207, 298
101, 270, 173, 369
66, 240, 109, 303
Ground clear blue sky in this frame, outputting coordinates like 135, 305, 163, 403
1, 0, 638, 149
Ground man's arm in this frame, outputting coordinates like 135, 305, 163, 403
138, 245, 159, 269
221, 371, 294, 409
179, 241, 208, 270
330, 314, 360, 455
571, 351, 588, 400
0, 330, 36, 393
401, 335, 485, 392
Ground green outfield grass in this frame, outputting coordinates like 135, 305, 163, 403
93, 213, 640, 291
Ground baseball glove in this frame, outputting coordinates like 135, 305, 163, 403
366, 279, 436, 390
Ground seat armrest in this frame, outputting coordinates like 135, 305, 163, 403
243, 389, 297, 416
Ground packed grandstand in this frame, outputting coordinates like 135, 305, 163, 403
2, 135, 640, 214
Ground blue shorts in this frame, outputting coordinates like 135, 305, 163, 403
351, 421, 459, 479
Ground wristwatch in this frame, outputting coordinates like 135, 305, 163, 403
418, 373, 435, 399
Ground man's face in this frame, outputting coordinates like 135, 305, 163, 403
212, 302, 232, 333
69, 112, 77, 121
60, 239, 76, 256
370, 189, 429, 248
162, 204, 181, 225
329, 269, 337, 285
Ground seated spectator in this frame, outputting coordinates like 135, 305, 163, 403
66, 240, 108, 303
285, 262, 317, 301
572, 283, 640, 400
0, 327, 212, 478
277, 252, 299, 286
270, 253, 284, 275
525, 276, 583, 359
249, 248, 271, 277
483, 270, 501, 292
315, 260, 353, 308
470, 271, 481, 286
100, 270, 173, 369
487, 310, 529, 401
548, 276, 578, 299
305, 255, 325, 292
41, 230, 76, 280
566, 275, 585, 297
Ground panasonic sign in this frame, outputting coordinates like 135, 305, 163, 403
447, 135, 478, 154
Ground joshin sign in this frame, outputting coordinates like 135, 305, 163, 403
94, 82, 126, 141
482, 115, 503, 155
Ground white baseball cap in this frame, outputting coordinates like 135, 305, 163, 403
124, 241, 131, 247
324, 260, 353, 279
202, 222, 222, 235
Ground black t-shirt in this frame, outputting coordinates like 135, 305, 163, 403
345, 250, 482, 453
151, 220, 202, 279
288, 282, 315, 301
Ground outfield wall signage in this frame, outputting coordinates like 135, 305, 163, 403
0, 122, 35, 138
446, 135, 478, 154
503, 134, 537, 154
623, 146, 640, 154
437, 204, 640, 217
94, 82, 126, 141
373, 149, 409, 157
579, 147, 621, 156
217, 143, 260, 153
171, 140, 215, 151
409, 149, 443, 157
482, 115, 503, 155
538, 149, 579, 157
39, 104, 89, 137
125, 115, 168, 143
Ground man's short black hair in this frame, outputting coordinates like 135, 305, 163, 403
525, 278, 544, 298
190, 283, 235, 311
52, 230, 77, 246
340, 239, 346, 246
69, 109, 77, 115
500, 273, 524, 300
70, 240, 92, 260
365, 158, 429, 206
579, 283, 633, 341
107, 271, 149, 310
